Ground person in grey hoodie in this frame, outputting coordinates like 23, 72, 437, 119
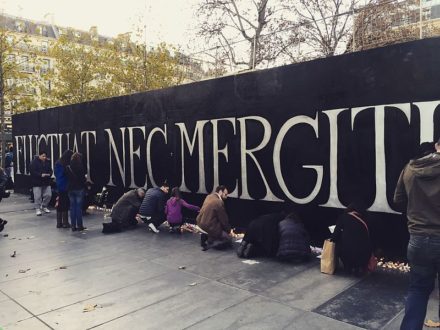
394, 141, 440, 330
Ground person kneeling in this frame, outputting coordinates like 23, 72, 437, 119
166, 187, 200, 233
331, 203, 372, 275
103, 188, 145, 233
236, 212, 286, 259
276, 212, 311, 262
197, 185, 232, 250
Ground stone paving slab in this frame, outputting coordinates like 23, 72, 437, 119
0, 193, 436, 330
2, 317, 51, 330
92, 281, 253, 330
261, 266, 361, 311
0, 298, 33, 328
39, 271, 208, 330
314, 271, 408, 329
187, 295, 303, 330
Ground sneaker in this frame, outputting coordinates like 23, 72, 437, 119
43, 207, 50, 213
148, 223, 160, 233
36, 209, 42, 216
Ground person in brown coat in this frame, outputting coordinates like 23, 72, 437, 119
197, 185, 232, 250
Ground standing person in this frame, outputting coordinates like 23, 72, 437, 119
165, 187, 200, 233
138, 182, 169, 233
54, 150, 73, 228
197, 185, 232, 250
4, 146, 13, 179
66, 153, 86, 232
29, 150, 53, 216
394, 141, 440, 330
0, 167, 9, 203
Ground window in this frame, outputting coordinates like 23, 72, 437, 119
41, 26, 48, 36
41, 40, 48, 52
15, 21, 24, 32
432, 4, 440, 19
44, 80, 51, 91
41, 59, 50, 74
6, 54, 15, 63
20, 56, 30, 71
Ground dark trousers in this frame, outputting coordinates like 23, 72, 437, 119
147, 212, 165, 227
401, 235, 440, 330
207, 231, 232, 250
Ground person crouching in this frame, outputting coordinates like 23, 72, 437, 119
197, 185, 232, 250
276, 212, 311, 262
166, 187, 200, 233
102, 188, 145, 233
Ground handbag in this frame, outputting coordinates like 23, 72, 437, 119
321, 239, 337, 275
348, 211, 377, 272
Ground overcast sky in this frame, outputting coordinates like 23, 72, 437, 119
0, 0, 200, 49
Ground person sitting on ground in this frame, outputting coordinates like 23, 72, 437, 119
331, 202, 373, 275
165, 187, 200, 233
102, 188, 146, 233
276, 212, 311, 262
138, 182, 169, 233
237, 212, 286, 259
197, 185, 232, 250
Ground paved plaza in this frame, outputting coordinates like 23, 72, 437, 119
0, 193, 438, 329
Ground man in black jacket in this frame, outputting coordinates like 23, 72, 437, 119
138, 182, 169, 233
29, 151, 53, 216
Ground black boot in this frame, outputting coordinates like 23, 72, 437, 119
201, 233, 209, 251
243, 243, 255, 258
61, 211, 70, 228
56, 212, 62, 228
236, 241, 248, 258
0, 219, 7, 232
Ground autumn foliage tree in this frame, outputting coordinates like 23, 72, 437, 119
0, 23, 40, 165
42, 33, 182, 108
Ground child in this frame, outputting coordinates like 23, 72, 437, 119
165, 187, 200, 233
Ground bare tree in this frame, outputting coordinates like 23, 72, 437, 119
283, 0, 367, 58
196, 0, 301, 70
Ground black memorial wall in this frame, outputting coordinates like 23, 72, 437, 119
13, 38, 440, 257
